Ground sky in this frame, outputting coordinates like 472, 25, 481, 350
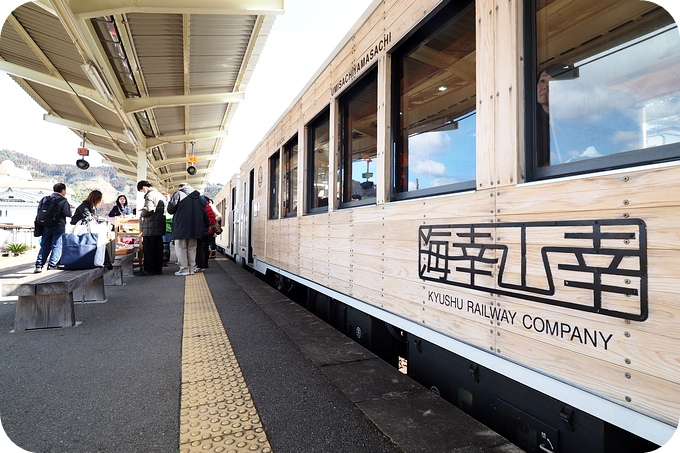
2, 1, 680, 452
0, 0, 377, 184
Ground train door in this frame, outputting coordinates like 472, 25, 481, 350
228, 185, 236, 256
247, 169, 254, 265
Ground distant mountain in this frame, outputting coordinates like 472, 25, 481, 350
0, 149, 133, 206
0, 149, 224, 210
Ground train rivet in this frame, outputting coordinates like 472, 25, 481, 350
623, 199, 629, 205
625, 373, 631, 379
625, 396, 632, 402
623, 176, 630, 182
624, 332, 631, 338
625, 358, 631, 365
625, 279, 631, 285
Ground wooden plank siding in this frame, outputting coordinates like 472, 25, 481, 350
239, 0, 680, 430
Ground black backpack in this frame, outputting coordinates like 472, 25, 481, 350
36, 196, 61, 227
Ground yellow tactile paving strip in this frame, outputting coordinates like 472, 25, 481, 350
179, 273, 272, 453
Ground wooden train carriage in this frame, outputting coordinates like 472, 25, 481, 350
231, 0, 680, 449
214, 173, 239, 259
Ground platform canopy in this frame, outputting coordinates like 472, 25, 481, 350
0, 0, 283, 190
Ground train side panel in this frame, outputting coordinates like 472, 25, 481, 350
226, 0, 680, 449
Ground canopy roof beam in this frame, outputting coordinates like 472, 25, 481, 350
69, 0, 285, 19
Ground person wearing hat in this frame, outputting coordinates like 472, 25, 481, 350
136, 180, 166, 276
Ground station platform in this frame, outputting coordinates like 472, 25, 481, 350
0, 251, 521, 453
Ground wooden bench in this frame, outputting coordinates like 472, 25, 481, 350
104, 253, 135, 286
2, 267, 110, 331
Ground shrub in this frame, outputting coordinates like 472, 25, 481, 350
4, 243, 29, 255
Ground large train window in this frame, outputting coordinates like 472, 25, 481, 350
268, 151, 280, 219
339, 68, 378, 206
391, 0, 476, 200
529, 0, 680, 180
283, 136, 298, 218
306, 108, 330, 213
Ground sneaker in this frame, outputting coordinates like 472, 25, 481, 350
175, 270, 190, 276
104, 261, 113, 270
34, 265, 43, 273
194, 267, 203, 273
47, 265, 58, 270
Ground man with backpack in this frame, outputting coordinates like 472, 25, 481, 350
34, 182, 72, 273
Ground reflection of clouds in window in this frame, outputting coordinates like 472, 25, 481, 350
414, 159, 446, 176
410, 130, 451, 157
408, 133, 449, 189
550, 81, 638, 124
577, 25, 678, 81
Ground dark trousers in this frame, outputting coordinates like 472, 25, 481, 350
195, 235, 211, 269
143, 235, 164, 274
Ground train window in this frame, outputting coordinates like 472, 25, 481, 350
307, 108, 330, 213
339, 68, 378, 206
529, 0, 680, 180
283, 136, 298, 217
268, 151, 280, 219
391, 0, 477, 200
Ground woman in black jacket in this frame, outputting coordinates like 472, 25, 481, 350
71, 190, 103, 224
108, 194, 131, 217
70, 190, 113, 269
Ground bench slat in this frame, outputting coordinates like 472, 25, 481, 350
2, 267, 107, 297
36, 268, 107, 295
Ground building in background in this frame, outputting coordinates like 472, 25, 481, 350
0, 160, 74, 249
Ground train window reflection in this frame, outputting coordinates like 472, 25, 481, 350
268, 151, 280, 219
307, 109, 330, 213
283, 136, 298, 217
339, 68, 378, 206
533, 0, 680, 178
392, 0, 476, 199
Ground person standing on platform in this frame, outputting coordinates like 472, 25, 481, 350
69, 189, 114, 270
161, 191, 172, 266
195, 194, 216, 272
136, 180, 166, 276
34, 182, 71, 273
167, 182, 208, 276
108, 194, 131, 217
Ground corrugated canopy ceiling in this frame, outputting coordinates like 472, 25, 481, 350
0, 0, 282, 191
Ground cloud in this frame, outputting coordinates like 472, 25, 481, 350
413, 159, 446, 176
